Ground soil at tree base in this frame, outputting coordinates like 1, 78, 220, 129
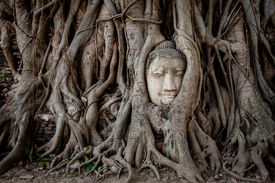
0, 162, 274, 183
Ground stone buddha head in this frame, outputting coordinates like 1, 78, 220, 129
146, 40, 187, 105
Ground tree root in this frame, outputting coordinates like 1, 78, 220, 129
188, 119, 221, 176
65, 148, 93, 172
150, 147, 204, 183
114, 146, 133, 183
222, 126, 272, 182
94, 170, 113, 183
0, 122, 28, 174
222, 161, 262, 183
136, 159, 160, 180
48, 158, 71, 174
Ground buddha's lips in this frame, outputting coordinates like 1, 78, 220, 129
160, 93, 177, 98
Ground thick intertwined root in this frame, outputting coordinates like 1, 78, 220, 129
222, 126, 273, 182
188, 119, 221, 176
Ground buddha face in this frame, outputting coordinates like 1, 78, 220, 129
146, 57, 185, 105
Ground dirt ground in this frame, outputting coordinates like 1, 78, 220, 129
0, 160, 274, 183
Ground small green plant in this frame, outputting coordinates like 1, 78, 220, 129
97, 166, 106, 171
36, 152, 41, 157
66, 174, 76, 178
37, 157, 53, 168
86, 161, 96, 171
24, 147, 30, 156
1, 72, 6, 77
37, 161, 46, 168
40, 158, 53, 161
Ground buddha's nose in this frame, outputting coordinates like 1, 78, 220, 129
163, 73, 176, 91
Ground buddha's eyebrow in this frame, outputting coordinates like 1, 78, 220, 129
153, 68, 164, 72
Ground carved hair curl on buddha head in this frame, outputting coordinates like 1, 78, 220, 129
146, 40, 187, 105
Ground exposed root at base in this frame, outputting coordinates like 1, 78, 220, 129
222, 161, 262, 183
